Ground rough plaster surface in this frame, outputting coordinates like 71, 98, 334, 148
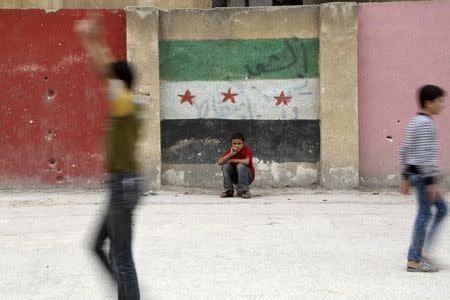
326, 166, 359, 189
162, 162, 318, 188
127, 7, 161, 189
157, 5, 321, 188
160, 79, 320, 120
137, 0, 210, 9
160, 6, 320, 40
0, 0, 210, 9
358, 1, 450, 187
126, 7, 159, 95
320, 2, 359, 189
0, 9, 126, 186
360, 174, 400, 188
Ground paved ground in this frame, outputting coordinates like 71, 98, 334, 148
1, 189, 449, 299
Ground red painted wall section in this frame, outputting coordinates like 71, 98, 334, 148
0, 9, 126, 185
358, 1, 450, 186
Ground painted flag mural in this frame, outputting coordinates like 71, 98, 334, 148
159, 37, 320, 167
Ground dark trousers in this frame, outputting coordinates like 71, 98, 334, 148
93, 172, 140, 300
222, 163, 253, 193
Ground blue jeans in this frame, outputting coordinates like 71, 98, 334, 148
407, 174, 448, 262
93, 172, 140, 300
222, 163, 253, 193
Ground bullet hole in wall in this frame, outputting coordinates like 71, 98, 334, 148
49, 158, 56, 168
46, 89, 56, 100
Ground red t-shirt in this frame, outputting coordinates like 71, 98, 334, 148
225, 144, 255, 180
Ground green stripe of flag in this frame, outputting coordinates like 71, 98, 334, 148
159, 38, 319, 81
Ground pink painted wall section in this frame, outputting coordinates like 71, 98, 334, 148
0, 9, 126, 186
358, 1, 450, 185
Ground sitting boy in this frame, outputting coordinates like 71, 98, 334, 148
217, 132, 255, 198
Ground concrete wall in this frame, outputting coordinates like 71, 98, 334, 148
0, 0, 211, 9
358, 1, 450, 187
158, 6, 322, 188
0, 3, 360, 189
304, 0, 425, 4
227, 0, 272, 6
4, 2, 449, 190
0, 9, 126, 187
320, 2, 358, 188
126, 7, 161, 190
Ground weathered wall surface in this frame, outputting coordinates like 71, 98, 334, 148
0, 0, 211, 9
5, 2, 449, 190
358, 1, 450, 186
159, 6, 321, 188
320, 2, 358, 188
0, 9, 126, 186
126, 7, 161, 189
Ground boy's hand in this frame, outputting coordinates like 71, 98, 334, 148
400, 179, 410, 195
74, 14, 100, 38
426, 184, 442, 203
230, 148, 238, 156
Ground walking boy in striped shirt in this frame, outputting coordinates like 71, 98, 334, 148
400, 84, 447, 272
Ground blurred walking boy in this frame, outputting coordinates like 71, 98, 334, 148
400, 84, 447, 272
76, 14, 141, 299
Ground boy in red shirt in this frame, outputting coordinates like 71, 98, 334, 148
217, 132, 255, 198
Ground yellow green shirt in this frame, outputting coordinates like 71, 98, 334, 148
105, 80, 141, 172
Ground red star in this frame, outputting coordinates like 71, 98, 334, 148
178, 89, 195, 105
221, 88, 238, 103
274, 91, 291, 106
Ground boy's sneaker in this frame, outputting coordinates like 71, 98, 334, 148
220, 190, 234, 198
421, 252, 435, 264
406, 259, 438, 272
240, 190, 251, 199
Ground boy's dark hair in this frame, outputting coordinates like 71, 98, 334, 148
419, 84, 445, 108
110, 61, 134, 90
230, 132, 245, 142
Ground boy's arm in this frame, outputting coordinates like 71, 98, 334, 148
228, 147, 251, 165
399, 124, 412, 194
418, 123, 442, 203
399, 126, 411, 180
399, 143, 409, 195
217, 149, 236, 165
228, 158, 250, 165
75, 15, 113, 81
418, 122, 440, 183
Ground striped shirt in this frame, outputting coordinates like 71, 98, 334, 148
399, 113, 439, 181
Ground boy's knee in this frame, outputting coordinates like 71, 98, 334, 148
417, 212, 431, 224
222, 163, 235, 173
236, 163, 247, 171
